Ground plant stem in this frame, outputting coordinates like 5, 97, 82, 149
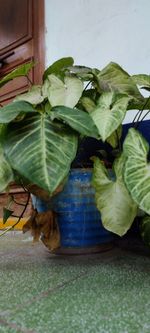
0, 227, 12, 237
83, 81, 91, 92
26, 75, 33, 86
12, 198, 26, 207
133, 110, 142, 123
134, 97, 150, 129
138, 110, 150, 123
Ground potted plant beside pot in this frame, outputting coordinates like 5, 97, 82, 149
0, 58, 150, 252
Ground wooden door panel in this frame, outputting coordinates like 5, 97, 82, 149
0, 0, 45, 104
0, 0, 44, 217
0, 0, 32, 56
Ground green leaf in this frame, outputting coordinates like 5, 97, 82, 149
90, 92, 130, 141
4, 113, 78, 195
0, 62, 34, 88
51, 106, 99, 138
3, 208, 13, 224
67, 65, 93, 80
106, 125, 122, 148
44, 74, 83, 108
140, 216, 150, 247
80, 97, 96, 112
0, 147, 14, 192
132, 74, 150, 89
0, 101, 36, 123
43, 57, 74, 80
128, 96, 150, 110
92, 155, 137, 236
67, 65, 92, 74
97, 62, 143, 100
15, 85, 44, 105
0, 124, 7, 142
123, 128, 150, 215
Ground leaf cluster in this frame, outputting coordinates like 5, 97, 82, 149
1, 57, 150, 241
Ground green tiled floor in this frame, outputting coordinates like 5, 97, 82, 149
0, 232, 150, 333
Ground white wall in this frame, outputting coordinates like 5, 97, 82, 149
45, 0, 150, 123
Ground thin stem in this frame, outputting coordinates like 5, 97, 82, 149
134, 97, 150, 128
12, 198, 26, 207
138, 110, 150, 123
20, 180, 28, 193
0, 227, 12, 237
11, 214, 20, 218
133, 110, 142, 123
83, 81, 91, 92
14, 192, 30, 225
26, 75, 33, 86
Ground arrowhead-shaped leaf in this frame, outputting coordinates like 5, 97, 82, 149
44, 75, 83, 108
91, 92, 130, 141
0, 62, 34, 88
92, 155, 137, 236
15, 85, 44, 105
67, 65, 93, 80
123, 128, 150, 215
132, 74, 150, 89
128, 96, 150, 110
0, 101, 36, 123
3, 208, 14, 224
43, 57, 74, 80
4, 113, 78, 195
51, 106, 99, 138
97, 62, 143, 100
0, 147, 14, 192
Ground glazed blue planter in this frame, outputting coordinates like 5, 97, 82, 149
32, 169, 113, 253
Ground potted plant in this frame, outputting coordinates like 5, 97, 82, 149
0, 58, 150, 251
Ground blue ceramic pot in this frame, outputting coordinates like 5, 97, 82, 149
32, 169, 113, 253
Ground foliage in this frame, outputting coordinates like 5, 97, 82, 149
1, 57, 150, 245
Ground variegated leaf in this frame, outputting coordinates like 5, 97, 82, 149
92, 155, 137, 236
15, 85, 44, 105
0, 147, 14, 192
43, 57, 74, 80
97, 62, 143, 100
44, 74, 83, 108
123, 128, 150, 215
4, 113, 78, 195
0, 101, 36, 123
91, 92, 130, 141
51, 106, 99, 138
132, 74, 150, 89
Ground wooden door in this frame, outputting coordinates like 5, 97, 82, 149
0, 0, 45, 221
0, 0, 45, 105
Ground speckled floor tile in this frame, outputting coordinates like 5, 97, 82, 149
0, 325, 18, 333
1, 232, 150, 333
4, 254, 150, 333
0, 233, 94, 312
